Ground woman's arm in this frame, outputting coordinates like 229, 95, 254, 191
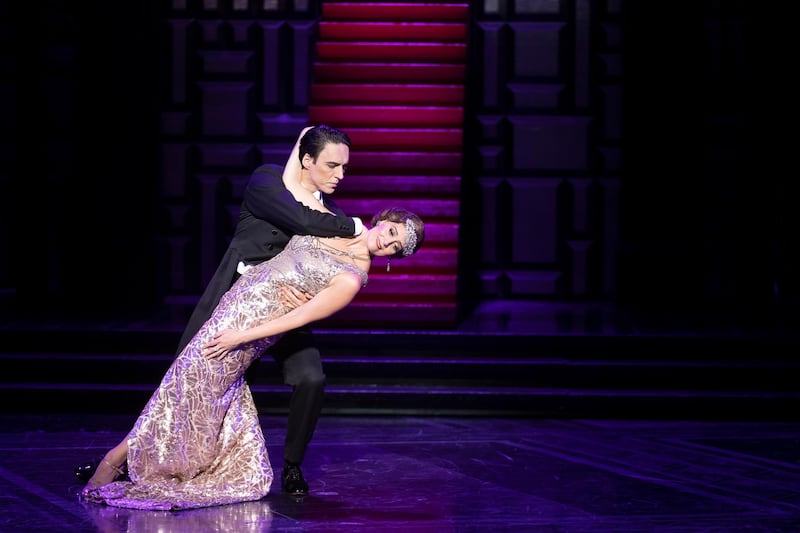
281, 126, 313, 189
203, 272, 363, 358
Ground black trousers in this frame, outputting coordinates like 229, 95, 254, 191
262, 328, 326, 465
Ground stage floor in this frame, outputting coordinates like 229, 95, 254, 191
2, 413, 799, 532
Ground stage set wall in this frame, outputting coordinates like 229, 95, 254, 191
0, 1, 794, 329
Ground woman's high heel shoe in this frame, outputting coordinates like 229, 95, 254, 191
80, 459, 130, 499
75, 458, 129, 484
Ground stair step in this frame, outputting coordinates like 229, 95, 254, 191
321, 2, 469, 22
312, 83, 464, 105
373, 247, 458, 271
370, 250, 458, 279
306, 220, 456, 245
301, 386, 800, 418
4, 352, 797, 390
340, 127, 463, 151
7, 328, 797, 360
349, 287, 458, 305
313, 62, 466, 83
351, 247, 458, 273
347, 150, 464, 172
321, 301, 458, 328
317, 41, 466, 62
356, 273, 458, 298
2, 382, 796, 419
319, 21, 468, 42
336, 197, 460, 219
310, 105, 464, 128
337, 174, 461, 195
304, 358, 800, 391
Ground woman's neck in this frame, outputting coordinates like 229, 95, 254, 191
318, 234, 371, 263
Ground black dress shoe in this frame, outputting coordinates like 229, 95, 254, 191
281, 463, 308, 496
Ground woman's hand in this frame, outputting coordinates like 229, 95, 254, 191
281, 286, 314, 310
203, 329, 245, 359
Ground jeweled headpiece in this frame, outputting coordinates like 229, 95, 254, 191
402, 218, 418, 257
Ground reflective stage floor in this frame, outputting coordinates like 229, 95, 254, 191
2, 413, 799, 532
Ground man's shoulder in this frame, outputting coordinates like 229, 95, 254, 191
248, 164, 284, 187
252, 163, 283, 177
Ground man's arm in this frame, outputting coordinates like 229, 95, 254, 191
245, 164, 357, 237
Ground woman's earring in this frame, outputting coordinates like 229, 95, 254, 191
386, 259, 391, 273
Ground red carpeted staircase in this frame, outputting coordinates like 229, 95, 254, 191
309, 1, 469, 329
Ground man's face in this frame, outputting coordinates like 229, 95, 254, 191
302, 142, 349, 195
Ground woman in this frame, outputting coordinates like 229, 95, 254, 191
80, 206, 425, 510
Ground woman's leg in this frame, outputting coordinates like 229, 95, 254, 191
82, 439, 129, 491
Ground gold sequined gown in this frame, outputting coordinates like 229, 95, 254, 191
82, 235, 368, 510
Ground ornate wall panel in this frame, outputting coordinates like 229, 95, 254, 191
0, 4, 14, 295
464, 0, 621, 304
158, 2, 318, 317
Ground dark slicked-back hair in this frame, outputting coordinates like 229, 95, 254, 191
298, 124, 352, 163
370, 207, 425, 259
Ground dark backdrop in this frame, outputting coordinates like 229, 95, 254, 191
1, 1, 795, 329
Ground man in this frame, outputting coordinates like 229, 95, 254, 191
176, 125, 362, 496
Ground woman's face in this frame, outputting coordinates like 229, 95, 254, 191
366, 220, 409, 257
